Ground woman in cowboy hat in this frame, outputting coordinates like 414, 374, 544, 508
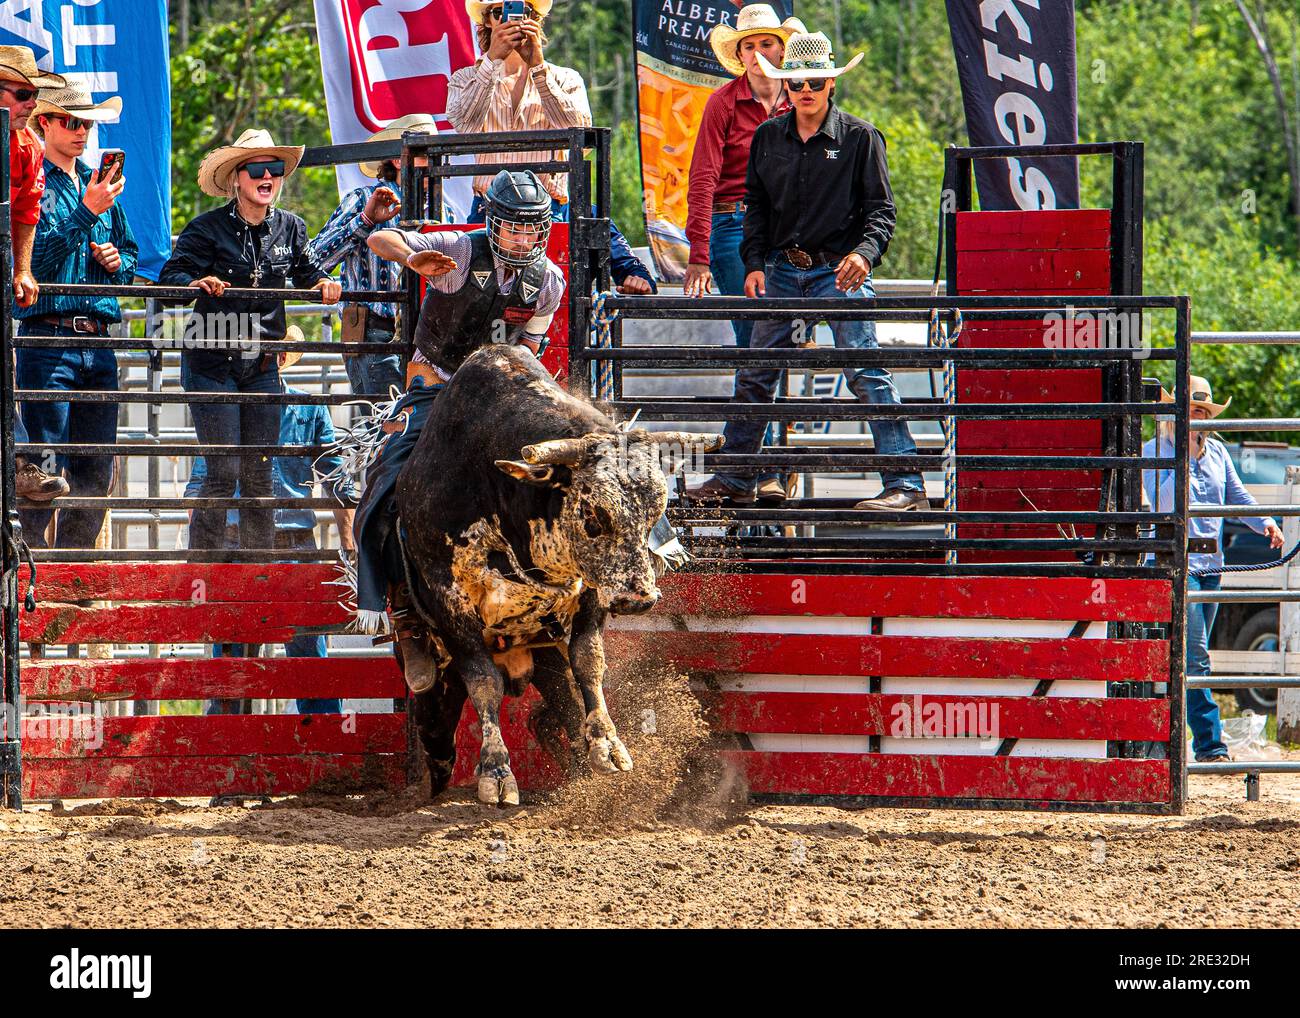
1144, 375, 1282, 762
159, 128, 342, 556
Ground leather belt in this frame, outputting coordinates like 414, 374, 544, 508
781, 247, 837, 270
39, 315, 110, 335
713, 201, 747, 214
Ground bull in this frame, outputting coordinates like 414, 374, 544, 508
393, 344, 722, 805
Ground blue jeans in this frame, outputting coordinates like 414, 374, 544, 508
344, 320, 403, 398
206, 529, 340, 716
16, 323, 119, 548
1186, 573, 1227, 759
183, 354, 282, 551
713, 255, 924, 493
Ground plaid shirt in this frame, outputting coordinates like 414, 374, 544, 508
308, 183, 406, 320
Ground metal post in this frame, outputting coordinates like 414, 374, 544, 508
1170, 297, 1192, 811
1277, 465, 1300, 742
0, 108, 22, 809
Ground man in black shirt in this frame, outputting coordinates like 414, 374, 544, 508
686, 31, 925, 511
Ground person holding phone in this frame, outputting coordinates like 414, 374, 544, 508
448, 0, 591, 222
159, 129, 341, 555
13, 85, 136, 548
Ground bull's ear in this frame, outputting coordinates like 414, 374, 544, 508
495, 459, 555, 485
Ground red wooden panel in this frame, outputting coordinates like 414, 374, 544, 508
956, 523, 1097, 541
22, 564, 343, 604
608, 631, 1167, 682
957, 369, 1102, 403
24, 754, 406, 800
652, 574, 1173, 622
19, 602, 349, 645
959, 468, 1102, 492
958, 320, 1056, 348
956, 249, 1112, 292
954, 210, 1112, 251
727, 751, 1170, 803
21, 713, 405, 759
22, 656, 406, 702
957, 420, 1102, 449
706, 691, 1169, 741
957, 488, 1102, 513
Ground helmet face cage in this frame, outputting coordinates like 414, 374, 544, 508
486, 207, 551, 267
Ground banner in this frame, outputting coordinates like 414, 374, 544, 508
632, 0, 795, 283
313, 0, 479, 220
944, 0, 1079, 210
0, 0, 172, 279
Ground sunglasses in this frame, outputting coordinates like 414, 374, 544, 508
52, 115, 93, 132
240, 159, 286, 180
1191, 391, 1213, 402
0, 83, 37, 102
787, 78, 828, 92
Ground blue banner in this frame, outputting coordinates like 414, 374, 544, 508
0, 0, 172, 279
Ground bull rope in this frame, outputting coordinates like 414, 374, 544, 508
592, 289, 618, 401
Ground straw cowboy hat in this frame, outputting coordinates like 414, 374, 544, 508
465, 0, 553, 21
278, 326, 305, 370
755, 30, 864, 79
0, 46, 66, 90
709, 4, 806, 77
197, 128, 304, 197
1160, 375, 1231, 417
360, 113, 437, 178
33, 84, 122, 123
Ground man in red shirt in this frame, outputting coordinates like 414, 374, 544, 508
685, 5, 802, 503
0, 46, 68, 501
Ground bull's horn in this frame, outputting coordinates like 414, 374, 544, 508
649, 431, 725, 452
521, 436, 596, 465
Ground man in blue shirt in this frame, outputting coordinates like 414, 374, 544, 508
1144, 376, 1282, 762
15, 85, 136, 547
187, 349, 358, 714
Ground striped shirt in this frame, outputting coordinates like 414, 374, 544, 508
308, 183, 405, 319
401, 229, 565, 369
446, 57, 591, 205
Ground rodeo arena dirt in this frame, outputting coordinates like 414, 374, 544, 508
3, 116, 1300, 974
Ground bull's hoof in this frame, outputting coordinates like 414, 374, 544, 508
476, 770, 520, 807
588, 734, 634, 774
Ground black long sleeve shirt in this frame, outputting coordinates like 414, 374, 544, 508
158, 202, 327, 370
740, 102, 897, 274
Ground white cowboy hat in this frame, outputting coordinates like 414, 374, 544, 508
33, 84, 122, 123
1160, 375, 1231, 418
0, 46, 66, 90
708, 4, 806, 78
360, 113, 437, 178
465, 0, 553, 22
197, 128, 305, 198
755, 30, 864, 79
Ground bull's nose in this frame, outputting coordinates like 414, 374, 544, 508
611, 590, 660, 616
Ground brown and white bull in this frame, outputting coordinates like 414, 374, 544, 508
393, 344, 721, 805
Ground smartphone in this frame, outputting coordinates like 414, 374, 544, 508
502, 0, 526, 21
98, 149, 125, 184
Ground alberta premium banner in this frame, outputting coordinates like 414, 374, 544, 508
944, 0, 1080, 210
633, 0, 796, 282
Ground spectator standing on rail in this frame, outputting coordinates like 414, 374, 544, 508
0, 45, 68, 502
159, 129, 341, 557
13, 86, 137, 549
190, 346, 358, 716
686, 32, 925, 510
685, 4, 803, 503
1144, 376, 1282, 763
310, 114, 440, 399
448, 0, 591, 223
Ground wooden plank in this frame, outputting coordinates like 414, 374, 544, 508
956, 421, 1102, 449
19, 602, 350, 645
21, 563, 345, 604
21, 713, 406, 759
955, 210, 1112, 251
606, 631, 1169, 682
24, 753, 406, 800
705, 691, 1169, 741
957, 370, 1102, 403
727, 751, 1170, 803
651, 573, 1173, 622
956, 249, 1112, 291
957, 488, 1102, 513
22, 656, 406, 702
958, 468, 1102, 492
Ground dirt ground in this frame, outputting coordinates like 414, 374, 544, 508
2, 765, 1297, 929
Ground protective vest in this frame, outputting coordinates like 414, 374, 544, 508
413, 230, 548, 374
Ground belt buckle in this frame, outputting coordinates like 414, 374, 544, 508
71, 316, 96, 335
787, 247, 812, 270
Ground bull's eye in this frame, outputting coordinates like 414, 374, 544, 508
583, 505, 615, 539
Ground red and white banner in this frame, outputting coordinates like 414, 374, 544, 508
313, 0, 480, 218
